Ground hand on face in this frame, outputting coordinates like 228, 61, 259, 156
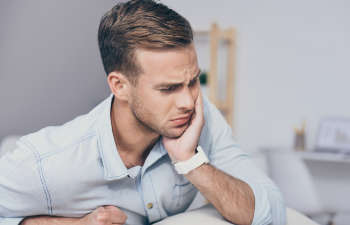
162, 91, 204, 162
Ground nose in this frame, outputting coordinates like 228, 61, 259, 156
175, 87, 195, 112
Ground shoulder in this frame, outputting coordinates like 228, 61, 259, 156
21, 115, 94, 155
201, 95, 231, 135
19, 96, 111, 158
199, 95, 237, 151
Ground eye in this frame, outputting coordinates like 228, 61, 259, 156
160, 85, 178, 93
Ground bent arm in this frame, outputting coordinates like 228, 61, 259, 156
196, 97, 286, 225
185, 154, 286, 225
185, 163, 255, 225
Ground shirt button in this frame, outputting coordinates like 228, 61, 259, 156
146, 202, 153, 209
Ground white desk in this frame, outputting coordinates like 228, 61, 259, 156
261, 148, 350, 213
261, 147, 350, 163
296, 151, 350, 163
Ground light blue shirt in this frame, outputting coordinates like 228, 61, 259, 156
0, 94, 286, 225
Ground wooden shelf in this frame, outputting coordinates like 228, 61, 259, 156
195, 24, 236, 128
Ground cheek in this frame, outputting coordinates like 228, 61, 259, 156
158, 96, 176, 119
153, 96, 179, 123
141, 91, 175, 120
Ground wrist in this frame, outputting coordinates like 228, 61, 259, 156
173, 146, 209, 174
173, 151, 196, 163
20, 217, 46, 225
185, 162, 209, 177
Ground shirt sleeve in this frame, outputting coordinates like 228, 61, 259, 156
0, 139, 50, 224
201, 96, 286, 225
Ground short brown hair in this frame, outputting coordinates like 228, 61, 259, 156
98, 0, 193, 83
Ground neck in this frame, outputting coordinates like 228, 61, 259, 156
110, 97, 160, 167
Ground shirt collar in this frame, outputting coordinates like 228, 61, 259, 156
141, 137, 168, 177
95, 94, 128, 180
95, 94, 169, 180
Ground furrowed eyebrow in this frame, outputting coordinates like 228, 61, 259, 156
154, 70, 201, 89
190, 71, 201, 84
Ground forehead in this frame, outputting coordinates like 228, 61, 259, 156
135, 45, 199, 84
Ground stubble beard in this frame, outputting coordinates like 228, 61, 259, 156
130, 99, 188, 139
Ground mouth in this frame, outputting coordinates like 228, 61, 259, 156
171, 115, 191, 126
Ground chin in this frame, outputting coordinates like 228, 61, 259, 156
162, 124, 188, 138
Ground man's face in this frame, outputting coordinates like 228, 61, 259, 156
129, 44, 200, 138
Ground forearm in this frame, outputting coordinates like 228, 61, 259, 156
21, 216, 80, 225
185, 164, 255, 225
20, 206, 127, 225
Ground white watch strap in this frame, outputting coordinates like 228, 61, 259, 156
174, 146, 209, 174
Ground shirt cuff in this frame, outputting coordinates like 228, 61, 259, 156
0, 217, 24, 225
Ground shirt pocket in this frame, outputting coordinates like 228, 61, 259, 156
164, 175, 197, 215
174, 175, 196, 196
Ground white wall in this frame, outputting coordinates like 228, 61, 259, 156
162, 0, 350, 152
0, 0, 113, 139
1, 0, 350, 152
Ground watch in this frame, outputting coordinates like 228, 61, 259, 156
174, 146, 209, 174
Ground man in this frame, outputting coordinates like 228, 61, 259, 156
0, 0, 285, 225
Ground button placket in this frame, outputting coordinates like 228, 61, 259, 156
146, 202, 153, 209
141, 173, 162, 223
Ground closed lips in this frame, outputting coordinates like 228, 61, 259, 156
171, 116, 191, 126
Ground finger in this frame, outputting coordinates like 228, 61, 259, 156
192, 90, 204, 126
104, 206, 127, 223
195, 90, 203, 114
95, 207, 109, 224
104, 206, 128, 224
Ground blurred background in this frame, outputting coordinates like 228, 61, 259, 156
0, 0, 349, 224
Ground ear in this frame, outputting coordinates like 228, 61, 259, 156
107, 71, 131, 102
